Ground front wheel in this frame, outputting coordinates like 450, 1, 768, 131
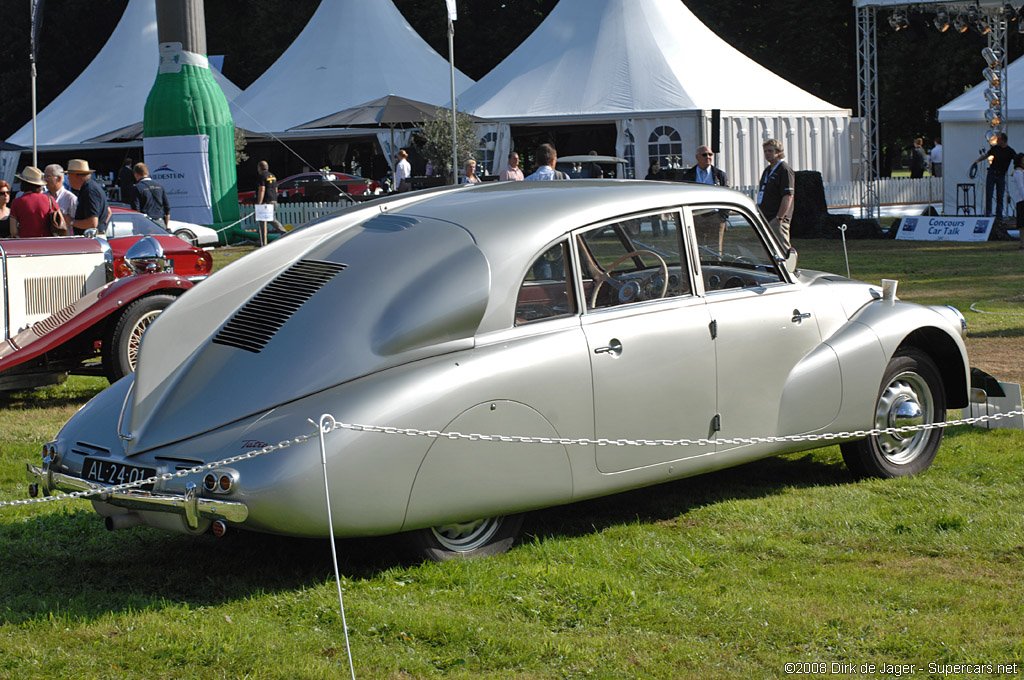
840, 349, 946, 479
103, 294, 177, 383
405, 514, 524, 562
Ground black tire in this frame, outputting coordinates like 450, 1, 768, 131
103, 294, 177, 383
405, 514, 524, 562
174, 229, 198, 246
840, 348, 946, 479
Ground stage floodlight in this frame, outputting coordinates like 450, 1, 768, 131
984, 67, 1001, 87
889, 11, 909, 31
985, 87, 1001, 108
954, 14, 970, 33
1004, 4, 1020, 23
986, 109, 1002, 126
983, 47, 1002, 68
976, 18, 992, 34
934, 11, 950, 32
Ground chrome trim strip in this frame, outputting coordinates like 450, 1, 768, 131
25, 463, 250, 523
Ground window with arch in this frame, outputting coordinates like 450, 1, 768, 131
648, 126, 683, 170
477, 131, 498, 176
622, 129, 636, 179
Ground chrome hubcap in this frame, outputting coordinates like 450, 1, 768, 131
873, 371, 933, 464
430, 517, 502, 553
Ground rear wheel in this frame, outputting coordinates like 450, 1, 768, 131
103, 294, 177, 383
174, 229, 198, 246
405, 514, 524, 562
840, 349, 946, 479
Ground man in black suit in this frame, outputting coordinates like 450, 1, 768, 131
680, 146, 728, 186
129, 162, 171, 227
681, 146, 729, 253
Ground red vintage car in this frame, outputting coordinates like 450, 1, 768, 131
237, 171, 379, 203
0, 234, 196, 391
107, 207, 212, 281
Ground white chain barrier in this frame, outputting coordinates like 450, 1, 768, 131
2, 409, 1023, 512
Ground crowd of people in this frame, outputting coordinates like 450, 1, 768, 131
0, 156, 178, 240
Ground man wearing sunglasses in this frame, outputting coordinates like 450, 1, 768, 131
680, 146, 729, 187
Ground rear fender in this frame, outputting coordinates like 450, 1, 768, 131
0, 274, 192, 373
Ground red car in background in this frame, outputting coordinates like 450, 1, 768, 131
237, 171, 379, 203
107, 207, 212, 281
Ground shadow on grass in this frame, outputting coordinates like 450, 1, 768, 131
0, 451, 852, 625
524, 451, 849, 544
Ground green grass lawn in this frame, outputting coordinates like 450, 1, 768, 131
0, 239, 1021, 679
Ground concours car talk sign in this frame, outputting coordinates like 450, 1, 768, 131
896, 216, 994, 241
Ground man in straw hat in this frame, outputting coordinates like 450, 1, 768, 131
9, 166, 55, 238
67, 159, 111, 236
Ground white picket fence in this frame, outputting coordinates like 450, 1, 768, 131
734, 176, 944, 210
234, 177, 948, 238
234, 200, 355, 236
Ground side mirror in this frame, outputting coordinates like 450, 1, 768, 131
83, 228, 98, 238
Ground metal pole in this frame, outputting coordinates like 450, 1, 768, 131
448, 17, 458, 185
31, 61, 37, 167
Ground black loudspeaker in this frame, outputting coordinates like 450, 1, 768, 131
711, 109, 721, 153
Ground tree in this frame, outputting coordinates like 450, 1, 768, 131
417, 109, 480, 183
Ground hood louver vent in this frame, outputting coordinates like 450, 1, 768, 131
212, 259, 346, 354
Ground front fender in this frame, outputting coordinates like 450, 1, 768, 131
0, 273, 193, 373
848, 299, 970, 409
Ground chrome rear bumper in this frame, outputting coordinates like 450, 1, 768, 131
26, 462, 249, 529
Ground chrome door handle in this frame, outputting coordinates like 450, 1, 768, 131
792, 309, 811, 323
594, 339, 623, 356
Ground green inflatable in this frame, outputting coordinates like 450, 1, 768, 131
143, 1, 241, 245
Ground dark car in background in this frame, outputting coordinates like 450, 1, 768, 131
237, 171, 380, 203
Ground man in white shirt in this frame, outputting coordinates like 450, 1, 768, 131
394, 149, 412, 192
525, 143, 566, 181
929, 138, 942, 178
43, 164, 78, 227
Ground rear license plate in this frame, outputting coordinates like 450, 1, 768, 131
82, 458, 157, 490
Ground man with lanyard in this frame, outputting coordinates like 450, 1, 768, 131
757, 139, 795, 251
681, 145, 729, 187
67, 159, 111, 236
972, 132, 1016, 222
129, 162, 171, 227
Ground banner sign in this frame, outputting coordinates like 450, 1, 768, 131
143, 135, 213, 225
896, 216, 994, 242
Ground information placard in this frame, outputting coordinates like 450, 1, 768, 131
896, 216, 993, 242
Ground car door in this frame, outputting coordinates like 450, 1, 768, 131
578, 210, 718, 474
689, 206, 840, 454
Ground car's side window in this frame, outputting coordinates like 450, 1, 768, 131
515, 241, 575, 325
693, 207, 785, 292
578, 212, 690, 311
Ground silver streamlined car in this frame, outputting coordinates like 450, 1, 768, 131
28, 180, 970, 561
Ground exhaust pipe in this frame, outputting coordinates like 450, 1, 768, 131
105, 513, 144, 531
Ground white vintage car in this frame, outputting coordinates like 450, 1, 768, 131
28, 181, 970, 560
0, 236, 195, 390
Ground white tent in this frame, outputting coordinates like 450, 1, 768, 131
937, 56, 1024, 217
458, 0, 852, 185
6, 0, 241, 154
231, 0, 474, 141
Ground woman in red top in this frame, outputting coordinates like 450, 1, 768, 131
9, 166, 53, 238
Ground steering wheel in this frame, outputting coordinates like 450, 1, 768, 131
589, 249, 669, 308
